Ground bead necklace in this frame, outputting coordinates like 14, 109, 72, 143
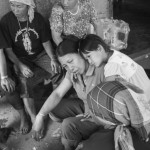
68, 1, 79, 15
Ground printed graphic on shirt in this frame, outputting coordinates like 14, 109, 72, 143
15, 27, 39, 55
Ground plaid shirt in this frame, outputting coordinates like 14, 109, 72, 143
87, 81, 150, 150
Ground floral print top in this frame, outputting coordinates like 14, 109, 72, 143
49, 0, 98, 39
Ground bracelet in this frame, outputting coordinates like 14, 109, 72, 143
38, 113, 46, 117
1, 75, 8, 80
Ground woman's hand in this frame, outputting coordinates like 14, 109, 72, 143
1, 77, 16, 93
76, 111, 94, 122
18, 63, 34, 78
31, 115, 45, 141
51, 60, 61, 74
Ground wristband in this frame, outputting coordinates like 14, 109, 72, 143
38, 113, 46, 117
1, 75, 8, 80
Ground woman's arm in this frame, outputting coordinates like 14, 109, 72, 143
32, 76, 72, 141
51, 30, 63, 46
38, 76, 72, 116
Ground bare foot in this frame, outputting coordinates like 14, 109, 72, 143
0, 142, 10, 150
20, 118, 29, 134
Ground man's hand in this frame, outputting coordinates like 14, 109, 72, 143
51, 60, 61, 74
18, 63, 34, 78
1, 77, 16, 92
32, 115, 45, 141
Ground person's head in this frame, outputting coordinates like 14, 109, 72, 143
79, 34, 111, 67
61, 0, 78, 11
57, 35, 87, 75
9, 0, 35, 22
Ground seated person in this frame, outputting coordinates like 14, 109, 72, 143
0, 0, 62, 124
32, 35, 105, 150
50, 0, 100, 46
32, 35, 150, 150
79, 34, 150, 112
0, 24, 29, 150
80, 80, 150, 150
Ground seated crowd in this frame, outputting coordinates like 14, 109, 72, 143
0, 0, 150, 150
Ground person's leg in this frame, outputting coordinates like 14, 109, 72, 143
5, 91, 29, 134
33, 51, 64, 89
51, 98, 85, 120
18, 75, 36, 124
81, 129, 115, 150
61, 116, 100, 150
49, 98, 85, 138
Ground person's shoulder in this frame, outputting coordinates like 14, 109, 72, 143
34, 12, 44, 19
52, 2, 64, 14
1, 11, 13, 22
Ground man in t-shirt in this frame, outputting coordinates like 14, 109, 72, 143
0, 24, 30, 150
0, 0, 63, 124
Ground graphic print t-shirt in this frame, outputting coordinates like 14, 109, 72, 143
0, 12, 50, 60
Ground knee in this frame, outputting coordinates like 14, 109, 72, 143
61, 117, 75, 134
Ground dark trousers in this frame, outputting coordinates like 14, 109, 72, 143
82, 129, 150, 150
15, 51, 63, 98
51, 98, 100, 150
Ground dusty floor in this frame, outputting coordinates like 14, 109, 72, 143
1, 0, 150, 150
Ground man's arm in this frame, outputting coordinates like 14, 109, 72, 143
5, 48, 33, 78
0, 49, 8, 77
0, 49, 15, 92
5, 48, 22, 66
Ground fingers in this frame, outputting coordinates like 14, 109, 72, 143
1, 78, 15, 92
23, 69, 34, 78
32, 130, 43, 141
76, 114, 84, 117
1, 84, 7, 92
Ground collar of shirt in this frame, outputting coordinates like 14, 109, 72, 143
85, 64, 95, 77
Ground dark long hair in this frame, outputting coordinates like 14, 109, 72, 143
56, 35, 80, 57
79, 34, 111, 54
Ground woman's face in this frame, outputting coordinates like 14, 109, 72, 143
82, 45, 104, 67
58, 53, 86, 75
61, 0, 77, 10
10, 1, 28, 19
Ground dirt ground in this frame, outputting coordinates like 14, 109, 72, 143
1, 0, 150, 150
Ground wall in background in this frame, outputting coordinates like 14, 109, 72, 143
0, 0, 112, 20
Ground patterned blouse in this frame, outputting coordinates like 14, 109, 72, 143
50, 0, 98, 39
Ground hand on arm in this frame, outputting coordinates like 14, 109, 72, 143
32, 77, 72, 141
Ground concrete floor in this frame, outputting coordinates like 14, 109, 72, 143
1, 0, 150, 149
